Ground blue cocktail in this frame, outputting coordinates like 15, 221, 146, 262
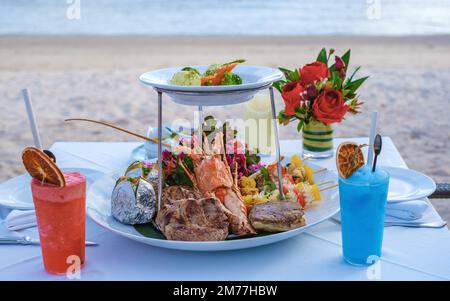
339, 164, 390, 266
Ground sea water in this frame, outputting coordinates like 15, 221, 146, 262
339, 165, 390, 266
1, 0, 450, 36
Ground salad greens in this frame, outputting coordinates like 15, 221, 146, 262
221, 72, 243, 85
171, 60, 245, 86
181, 67, 201, 76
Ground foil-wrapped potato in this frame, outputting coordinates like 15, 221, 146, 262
125, 161, 160, 197
111, 176, 156, 225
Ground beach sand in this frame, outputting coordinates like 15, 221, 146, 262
0, 35, 449, 220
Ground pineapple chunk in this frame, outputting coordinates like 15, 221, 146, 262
311, 185, 321, 201
243, 195, 254, 205
304, 165, 315, 184
290, 154, 303, 168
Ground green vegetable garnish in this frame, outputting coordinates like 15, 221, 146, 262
203, 64, 220, 76
220, 72, 243, 85
164, 155, 194, 187
222, 59, 246, 66
264, 181, 277, 193
245, 150, 261, 166
181, 67, 200, 75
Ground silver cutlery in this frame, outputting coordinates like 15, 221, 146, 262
0, 236, 98, 246
384, 220, 447, 228
330, 217, 447, 229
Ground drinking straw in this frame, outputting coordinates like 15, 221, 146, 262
22, 89, 43, 149
367, 111, 378, 167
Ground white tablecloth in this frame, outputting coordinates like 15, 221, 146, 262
1, 138, 449, 280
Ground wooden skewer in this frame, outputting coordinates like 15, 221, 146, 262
314, 167, 327, 174
319, 184, 338, 192
65, 118, 173, 148
317, 180, 333, 186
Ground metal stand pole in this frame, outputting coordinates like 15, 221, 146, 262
157, 91, 163, 210
269, 86, 285, 200
198, 105, 203, 144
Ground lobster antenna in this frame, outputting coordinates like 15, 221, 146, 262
65, 118, 172, 148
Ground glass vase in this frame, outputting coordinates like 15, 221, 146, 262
302, 120, 334, 159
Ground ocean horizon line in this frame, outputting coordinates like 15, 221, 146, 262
2, 34, 450, 39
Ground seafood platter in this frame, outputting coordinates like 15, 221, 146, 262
86, 116, 340, 251
84, 61, 339, 251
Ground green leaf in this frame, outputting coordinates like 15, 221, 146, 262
296, 120, 304, 132
278, 110, 290, 125
184, 156, 194, 171
278, 67, 299, 82
330, 70, 343, 89
279, 67, 293, 78
264, 181, 277, 193
272, 80, 286, 93
260, 166, 270, 181
316, 48, 328, 64
346, 76, 369, 93
347, 66, 361, 82
134, 223, 166, 239
341, 49, 351, 71
327, 48, 335, 62
342, 89, 351, 97
246, 153, 261, 165
291, 69, 300, 81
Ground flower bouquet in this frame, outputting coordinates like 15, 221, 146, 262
273, 48, 368, 158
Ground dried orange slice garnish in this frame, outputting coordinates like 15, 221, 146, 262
336, 142, 366, 178
22, 147, 65, 187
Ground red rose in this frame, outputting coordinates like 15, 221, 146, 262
281, 81, 306, 116
312, 88, 348, 124
299, 61, 330, 86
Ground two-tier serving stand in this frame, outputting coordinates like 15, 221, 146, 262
140, 77, 285, 210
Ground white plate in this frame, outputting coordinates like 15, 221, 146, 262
139, 65, 283, 106
86, 161, 340, 251
0, 168, 105, 210
384, 167, 436, 202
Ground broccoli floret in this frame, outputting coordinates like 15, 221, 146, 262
220, 72, 242, 85
181, 67, 200, 76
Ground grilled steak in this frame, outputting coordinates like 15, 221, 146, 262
160, 185, 202, 207
249, 201, 306, 232
155, 197, 229, 241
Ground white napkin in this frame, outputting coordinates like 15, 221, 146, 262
3, 210, 37, 231
385, 199, 429, 221
332, 199, 434, 224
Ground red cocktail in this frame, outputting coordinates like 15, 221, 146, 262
31, 172, 86, 274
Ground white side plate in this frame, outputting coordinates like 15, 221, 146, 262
139, 65, 283, 106
0, 168, 105, 210
384, 166, 436, 202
